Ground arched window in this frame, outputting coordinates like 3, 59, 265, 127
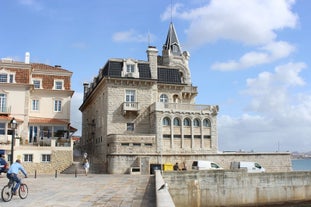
173, 118, 181, 126
193, 118, 200, 127
160, 94, 168, 103
162, 117, 171, 126
203, 119, 211, 127
183, 118, 191, 126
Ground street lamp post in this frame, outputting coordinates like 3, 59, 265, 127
10, 117, 17, 165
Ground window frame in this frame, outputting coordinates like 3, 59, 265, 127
163, 117, 171, 126
0, 71, 15, 83
54, 100, 62, 112
32, 99, 39, 111
41, 154, 51, 162
183, 118, 191, 126
126, 64, 135, 73
127, 123, 134, 131
203, 119, 211, 127
0, 122, 5, 135
125, 90, 136, 103
193, 118, 200, 127
24, 154, 33, 162
0, 93, 7, 113
173, 118, 180, 126
33, 79, 41, 89
54, 80, 64, 90
160, 94, 168, 103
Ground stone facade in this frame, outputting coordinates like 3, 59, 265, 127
80, 23, 291, 174
80, 23, 219, 174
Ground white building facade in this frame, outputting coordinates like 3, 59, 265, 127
0, 55, 75, 173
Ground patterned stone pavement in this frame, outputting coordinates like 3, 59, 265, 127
0, 173, 156, 207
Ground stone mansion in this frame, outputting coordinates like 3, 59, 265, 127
80, 23, 221, 174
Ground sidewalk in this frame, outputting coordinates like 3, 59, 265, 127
0, 173, 156, 207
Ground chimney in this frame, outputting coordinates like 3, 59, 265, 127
25, 52, 30, 64
83, 82, 89, 100
146, 46, 158, 80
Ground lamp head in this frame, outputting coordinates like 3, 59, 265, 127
10, 117, 17, 129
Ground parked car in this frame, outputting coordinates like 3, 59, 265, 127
0, 154, 8, 174
230, 161, 265, 173
192, 160, 223, 170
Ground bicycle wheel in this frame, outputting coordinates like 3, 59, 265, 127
19, 183, 28, 199
1, 185, 13, 202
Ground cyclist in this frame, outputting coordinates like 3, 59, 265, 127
6, 159, 28, 195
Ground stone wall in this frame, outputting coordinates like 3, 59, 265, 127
160, 152, 292, 173
22, 149, 73, 175
163, 170, 311, 207
106, 152, 291, 174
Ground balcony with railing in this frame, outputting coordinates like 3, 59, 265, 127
150, 102, 219, 115
0, 106, 11, 115
122, 102, 140, 115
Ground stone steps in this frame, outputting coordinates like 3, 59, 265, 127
61, 162, 85, 174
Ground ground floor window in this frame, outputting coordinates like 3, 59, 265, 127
24, 154, 33, 162
42, 154, 51, 162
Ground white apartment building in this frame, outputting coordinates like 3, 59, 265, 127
80, 23, 219, 174
0, 54, 75, 173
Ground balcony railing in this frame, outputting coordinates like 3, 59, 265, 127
0, 106, 11, 114
122, 102, 139, 115
183, 85, 198, 94
150, 102, 219, 114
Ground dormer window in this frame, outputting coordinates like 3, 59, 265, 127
54, 80, 63, 90
33, 80, 41, 89
122, 59, 139, 78
0, 73, 14, 83
127, 64, 135, 73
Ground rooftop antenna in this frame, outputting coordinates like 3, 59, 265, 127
148, 30, 150, 46
171, 0, 173, 23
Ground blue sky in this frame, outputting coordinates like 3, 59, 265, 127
1, 0, 311, 152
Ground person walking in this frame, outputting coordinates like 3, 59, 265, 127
83, 159, 90, 176
6, 159, 27, 195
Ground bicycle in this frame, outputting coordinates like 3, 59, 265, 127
1, 177, 28, 202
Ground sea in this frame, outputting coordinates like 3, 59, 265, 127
292, 158, 311, 171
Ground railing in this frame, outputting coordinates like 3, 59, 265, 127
151, 102, 217, 113
123, 102, 139, 111
183, 85, 198, 94
0, 106, 11, 114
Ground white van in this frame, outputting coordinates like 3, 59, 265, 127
192, 160, 222, 170
230, 161, 265, 173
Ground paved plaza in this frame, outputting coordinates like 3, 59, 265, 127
0, 173, 156, 207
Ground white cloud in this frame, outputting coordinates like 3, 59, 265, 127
212, 41, 295, 71
162, 0, 298, 70
166, 0, 298, 46
18, 0, 43, 11
218, 62, 311, 152
112, 29, 155, 43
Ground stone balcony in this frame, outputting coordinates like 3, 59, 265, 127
150, 102, 219, 115
122, 102, 140, 115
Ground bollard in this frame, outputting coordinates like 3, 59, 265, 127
75, 168, 77, 178
35, 170, 37, 179
55, 170, 57, 178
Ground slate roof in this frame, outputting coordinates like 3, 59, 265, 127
99, 60, 182, 84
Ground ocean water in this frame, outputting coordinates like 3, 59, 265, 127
292, 159, 311, 171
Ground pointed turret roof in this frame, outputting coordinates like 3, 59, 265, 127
163, 22, 182, 56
